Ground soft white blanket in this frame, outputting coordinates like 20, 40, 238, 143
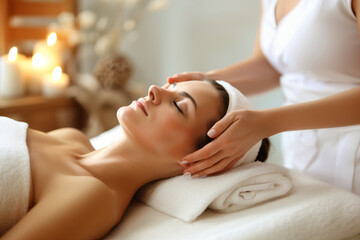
0, 117, 30, 234
106, 171, 360, 240
136, 162, 292, 222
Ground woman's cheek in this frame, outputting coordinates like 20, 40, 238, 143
151, 114, 192, 155
153, 114, 195, 155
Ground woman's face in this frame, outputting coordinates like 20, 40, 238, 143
117, 80, 223, 158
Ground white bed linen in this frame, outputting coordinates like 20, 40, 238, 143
105, 170, 360, 240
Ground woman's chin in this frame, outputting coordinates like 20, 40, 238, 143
116, 106, 126, 123
116, 105, 136, 128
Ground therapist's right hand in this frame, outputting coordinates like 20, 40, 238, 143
180, 109, 267, 177
167, 71, 209, 84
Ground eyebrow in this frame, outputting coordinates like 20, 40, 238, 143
171, 82, 197, 109
180, 91, 197, 110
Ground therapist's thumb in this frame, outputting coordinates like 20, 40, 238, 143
207, 115, 233, 138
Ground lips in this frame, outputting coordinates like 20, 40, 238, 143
136, 98, 148, 116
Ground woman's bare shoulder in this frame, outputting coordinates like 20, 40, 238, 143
3, 175, 119, 239
48, 127, 87, 140
50, 175, 117, 204
48, 128, 94, 150
44, 175, 121, 232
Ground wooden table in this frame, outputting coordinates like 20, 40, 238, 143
0, 95, 85, 132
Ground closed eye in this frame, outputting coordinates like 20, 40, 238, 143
173, 101, 184, 114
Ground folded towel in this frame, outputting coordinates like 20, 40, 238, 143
136, 162, 292, 222
0, 117, 30, 234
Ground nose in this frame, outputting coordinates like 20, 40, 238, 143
148, 85, 163, 105
148, 85, 174, 105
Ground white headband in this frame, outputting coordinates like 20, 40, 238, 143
216, 80, 262, 166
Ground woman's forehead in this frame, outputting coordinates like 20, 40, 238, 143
173, 81, 214, 95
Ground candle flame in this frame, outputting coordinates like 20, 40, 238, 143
8, 47, 18, 62
47, 32, 57, 46
52, 66, 62, 82
32, 52, 47, 68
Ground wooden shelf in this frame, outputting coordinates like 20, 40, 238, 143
0, 95, 85, 132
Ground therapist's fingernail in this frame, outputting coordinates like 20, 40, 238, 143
192, 174, 200, 179
183, 172, 191, 176
207, 129, 216, 138
180, 161, 188, 165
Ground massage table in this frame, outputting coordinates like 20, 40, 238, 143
90, 126, 360, 240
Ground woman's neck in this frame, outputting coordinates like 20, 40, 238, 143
79, 128, 183, 193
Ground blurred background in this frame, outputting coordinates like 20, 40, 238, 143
0, 0, 283, 164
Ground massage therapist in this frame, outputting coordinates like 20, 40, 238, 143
168, 0, 360, 195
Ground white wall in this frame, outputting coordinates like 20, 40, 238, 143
121, 0, 260, 86
120, 0, 284, 165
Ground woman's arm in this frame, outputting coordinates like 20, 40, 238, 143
205, 52, 280, 96
264, 86, 360, 136
1, 176, 119, 240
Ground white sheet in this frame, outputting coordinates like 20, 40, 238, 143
104, 170, 360, 240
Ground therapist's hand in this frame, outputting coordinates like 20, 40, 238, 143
167, 71, 209, 84
180, 109, 267, 178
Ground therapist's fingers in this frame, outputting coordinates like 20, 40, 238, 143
208, 158, 238, 176
184, 148, 243, 177
182, 139, 222, 164
182, 150, 225, 174
207, 112, 237, 138
182, 114, 239, 164
167, 75, 192, 83
188, 156, 236, 178
182, 114, 239, 166
167, 72, 208, 84
161, 82, 171, 89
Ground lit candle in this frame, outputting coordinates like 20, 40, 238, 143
0, 47, 24, 98
25, 52, 50, 95
18, 56, 35, 94
42, 66, 69, 97
33, 32, 63, 72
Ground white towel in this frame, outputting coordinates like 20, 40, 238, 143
136, 162, 292, 222
0, 117, 30, 234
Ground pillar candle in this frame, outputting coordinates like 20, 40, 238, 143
26, 52, 51, 95
0, 47, 24, 98
33, 32, 64, 72
42, 66, 69, 97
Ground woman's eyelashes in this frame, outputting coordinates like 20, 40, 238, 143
173, 101, 184, 115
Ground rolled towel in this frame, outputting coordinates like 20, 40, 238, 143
0, 117, 30, 234
136, 162, 292, 222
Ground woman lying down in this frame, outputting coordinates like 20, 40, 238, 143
0, 80, 270, 239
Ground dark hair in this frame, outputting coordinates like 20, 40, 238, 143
198, 80, 270, 162
195, 80, 228, 149
256, 138, 270, 162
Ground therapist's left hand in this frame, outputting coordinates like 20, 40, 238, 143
180, 109, 267, 177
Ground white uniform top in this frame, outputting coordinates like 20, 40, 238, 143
260, 0, 360, 195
